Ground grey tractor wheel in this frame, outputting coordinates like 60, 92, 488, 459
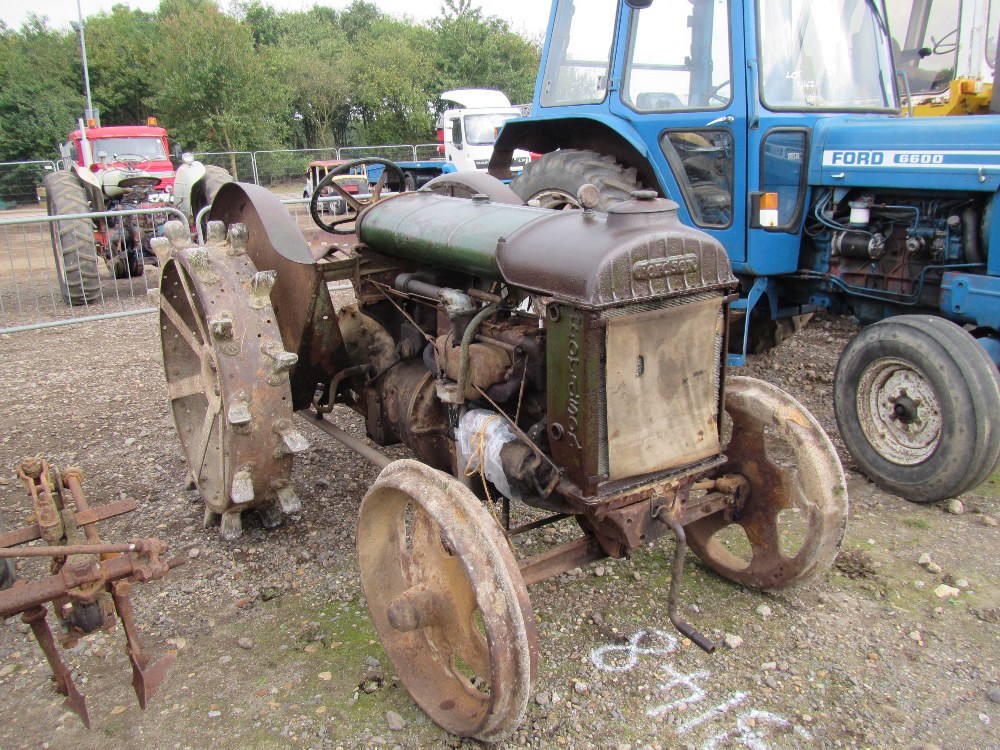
834, 315, 1000, 503
511, 149, 642, 211
44, 171, 101, 305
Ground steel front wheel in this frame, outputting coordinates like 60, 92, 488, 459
511, 149, 642, 211
834, 315, 1000, 503
686, 377, 848, 590
158, 220, 306, 539
358, 459, 537, 743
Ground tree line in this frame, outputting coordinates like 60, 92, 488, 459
0, 0, 541, 163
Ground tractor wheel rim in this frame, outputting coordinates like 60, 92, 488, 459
856, 357, 942, 465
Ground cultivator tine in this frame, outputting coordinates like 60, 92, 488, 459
0, 457, 185, 726
22, 606, 91, 728
111, 580, 174, 709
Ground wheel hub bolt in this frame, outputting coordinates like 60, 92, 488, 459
890, 394, 919, 424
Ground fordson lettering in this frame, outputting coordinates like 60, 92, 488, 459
566, 313, 583, 450
632, 254, 700, 281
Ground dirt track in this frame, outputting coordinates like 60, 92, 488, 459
0, 306, 997, 750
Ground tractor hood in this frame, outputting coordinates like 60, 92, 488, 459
809, 115, 1000, 192
102, 168, 170, 198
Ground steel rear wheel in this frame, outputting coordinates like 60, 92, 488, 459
687, 377, 848, 590
358, 459, 537, 743
834, 315, 1000, 503
158, 221, 307, 540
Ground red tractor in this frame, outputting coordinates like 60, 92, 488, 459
44, 118, 230, 305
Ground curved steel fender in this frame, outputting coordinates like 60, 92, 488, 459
209, 182, 315, 265
71, 164, 106, 211
71, 163, 102, 192
173, 160, 207, 218
208, 181, 347, 408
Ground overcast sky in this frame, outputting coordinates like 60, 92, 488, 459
0, 0, 551, 39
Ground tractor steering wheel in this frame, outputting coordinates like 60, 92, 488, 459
309, 157, 406, 235
114, 153, 152, 172
706, 79, 731, 106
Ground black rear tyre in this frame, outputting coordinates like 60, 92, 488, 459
511, 149, 642, 211
44, 171, 101, 306
834, 315, 1000, 502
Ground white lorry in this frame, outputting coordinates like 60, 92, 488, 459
435, 89, 533, 175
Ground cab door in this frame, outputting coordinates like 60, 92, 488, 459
609, 0, 749, 262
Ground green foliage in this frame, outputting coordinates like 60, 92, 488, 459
150, 0, 291, 158
0, 0, 542, 160
430, 0, 541, 105
85, 6, 159, 125
0, 16, 83, 162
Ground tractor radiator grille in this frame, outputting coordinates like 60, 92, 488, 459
598, 291, 725, 480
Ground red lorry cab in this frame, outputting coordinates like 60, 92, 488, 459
68, 124, 175, 191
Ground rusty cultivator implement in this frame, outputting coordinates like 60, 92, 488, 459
155, 161, 848, 742
0, 457, 183, 727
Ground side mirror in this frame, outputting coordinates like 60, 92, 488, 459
169, 142, 183, 168
625, 0, 652, 8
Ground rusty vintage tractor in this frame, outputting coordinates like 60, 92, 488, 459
153, 160, 848, 742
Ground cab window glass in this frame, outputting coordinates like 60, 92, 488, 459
624, 0, 732, 111
885, 0, 962, 94
758, 0, 896, 110
540, 0, 618, 106
660, 129, 733, 227
760, 130, 807, 230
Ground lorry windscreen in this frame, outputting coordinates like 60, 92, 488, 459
757, 0, 898, 111
90, 137, 167, 161
464, 114, 516, 146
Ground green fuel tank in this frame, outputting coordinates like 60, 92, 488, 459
357, 192, 549, 281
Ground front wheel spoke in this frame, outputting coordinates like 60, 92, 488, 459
167, 374, 206, 401
411, 507, 451, 568
448, 615, 491, 682
744, 512, 785, 569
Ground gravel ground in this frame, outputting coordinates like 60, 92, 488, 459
0, 310, 997, 750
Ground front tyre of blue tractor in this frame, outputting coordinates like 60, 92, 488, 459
834, 315, 1000, 503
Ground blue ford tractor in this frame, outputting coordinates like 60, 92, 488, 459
488, 0, 1000, 504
